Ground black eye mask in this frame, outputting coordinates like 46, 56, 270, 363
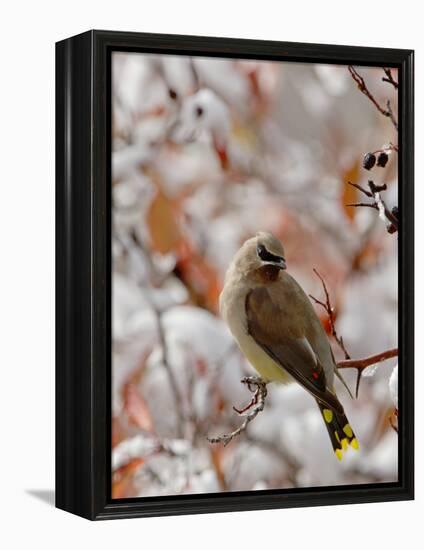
257, 244, 285, 264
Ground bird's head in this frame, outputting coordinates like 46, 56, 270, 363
231, 232, 287, 282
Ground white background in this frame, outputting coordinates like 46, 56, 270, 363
0, 1, 420, 547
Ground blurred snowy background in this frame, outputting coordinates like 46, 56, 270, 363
111, 53, 398, 498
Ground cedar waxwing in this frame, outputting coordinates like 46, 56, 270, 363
219, 231, 358, 460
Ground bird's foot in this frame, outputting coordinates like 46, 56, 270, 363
241, 376, 266, 392
233, 396, 258, 415
233, 377, 267, 415
207, 377, 268, 446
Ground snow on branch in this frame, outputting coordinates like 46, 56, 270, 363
346, 180, 399, 234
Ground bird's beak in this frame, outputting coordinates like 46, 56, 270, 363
268, 258, 286, 270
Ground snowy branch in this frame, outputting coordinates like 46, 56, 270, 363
154, 307, 185, 438
346, 180, 399, 234
207, 376, 267, 446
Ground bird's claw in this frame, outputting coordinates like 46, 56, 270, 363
240, 376, 265, 393
233, 394, 258, 415
233, 377, 266, 415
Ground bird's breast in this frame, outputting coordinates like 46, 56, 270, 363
220, 281, 291, 384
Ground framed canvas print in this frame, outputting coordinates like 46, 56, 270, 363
56, 30, 414, 520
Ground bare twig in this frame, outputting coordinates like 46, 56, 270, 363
347, 201, 380, 210
348, 66, 398, 130
114, 230, 185, 437
385, 100, 398, 130
337, 347, 398, 370
383, 68, 399, 89
347, 181, 373, 198
154, 308, 185, 438
309, 268, 398, 398
368, 143, 399, 157
347, 180, 398, 233
309, 268, 350, 360
207, 377, 268, 446
337, 347, 398, 398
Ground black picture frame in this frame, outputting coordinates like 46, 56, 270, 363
56, 30, 414, 521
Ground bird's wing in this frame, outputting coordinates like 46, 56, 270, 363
246, 287, 344, 414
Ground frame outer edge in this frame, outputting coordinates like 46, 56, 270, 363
55, 36, 67, 514
56, 30, 415, 521
399, 49, 414, 499
55, 31, 96, 520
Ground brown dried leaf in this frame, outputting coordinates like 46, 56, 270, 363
317, 311, 333, 337
112, 416, 127, 449
341, 161, 359, 222
146, 188, 182, 254
210, 445, 227, 491
112, 458, 144, 499
176, 238, 221, 312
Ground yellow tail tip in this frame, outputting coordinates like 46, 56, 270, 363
341, 438, 348, 451
350, 437, 360, 450
323, 409, 333, 423
343, 424, 353, 438
335, 448, 343, 461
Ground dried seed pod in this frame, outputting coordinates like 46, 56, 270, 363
377, 151, 389, 167
363, 152, 376, 170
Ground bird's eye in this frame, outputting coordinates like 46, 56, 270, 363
257, 244, 266, 257
257, 244, 285, 264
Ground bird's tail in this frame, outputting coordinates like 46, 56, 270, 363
317, 401, 359, 460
